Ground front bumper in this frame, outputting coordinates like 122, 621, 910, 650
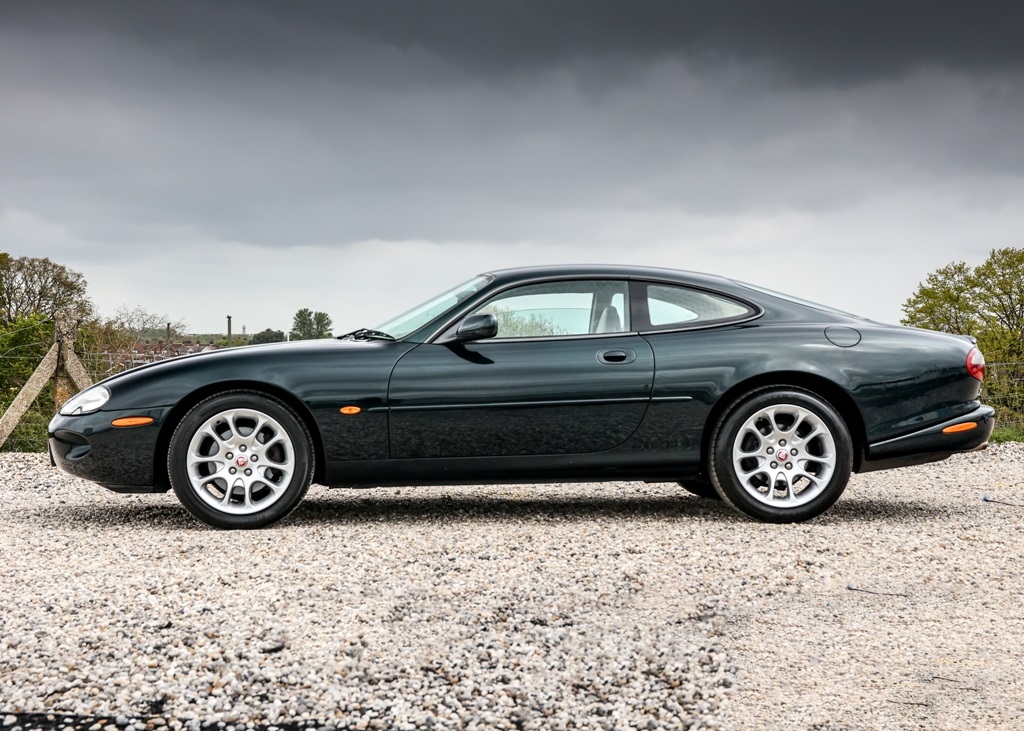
861, 403, 996, 472
48, 407, 171, 492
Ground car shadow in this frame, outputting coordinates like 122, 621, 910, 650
290, 493, 741, 525
290, 492, 950, 526
820, 495, 952, 523
17, 491, 950, 530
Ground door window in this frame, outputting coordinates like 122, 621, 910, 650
472, 280, 630, 339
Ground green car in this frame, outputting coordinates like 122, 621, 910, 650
49, 265, 994, 528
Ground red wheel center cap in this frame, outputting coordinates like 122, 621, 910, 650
776, 450, 790, 462
235, 455, 248, 468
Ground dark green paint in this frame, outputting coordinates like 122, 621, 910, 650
48, 265, 994, 493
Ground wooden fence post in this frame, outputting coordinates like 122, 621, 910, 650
0, 309, 93, 449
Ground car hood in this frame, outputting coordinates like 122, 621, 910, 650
87, 335, 407, 403
105, 338, 356, 373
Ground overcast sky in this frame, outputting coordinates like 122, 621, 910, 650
2, 1, 1023, 335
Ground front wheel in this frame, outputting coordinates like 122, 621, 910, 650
168, 391, 314, 529
709, 387, 853, 523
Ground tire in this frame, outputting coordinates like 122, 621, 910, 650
168, 391, 314, 529
709, 387, 852, 523
678, 479, 722, 501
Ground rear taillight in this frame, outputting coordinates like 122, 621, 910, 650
967, 347, 985, 381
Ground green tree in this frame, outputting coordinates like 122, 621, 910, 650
290, 308, 333, 340
0, 253, 92, 325
0, 314, 55, 451
973, 247, 1024, 339
902, 247, 1024, 361
900, 261, 979, 335
250, 328, 286, 345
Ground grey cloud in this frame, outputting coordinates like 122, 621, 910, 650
4, 1, 1024, 85
1, 0, 1023, 334
4, 39, 1019, 250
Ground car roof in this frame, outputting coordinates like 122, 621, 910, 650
483, 264, 738, 290
480, 264, 868, 323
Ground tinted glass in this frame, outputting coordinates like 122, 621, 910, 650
646, 284, 752, 328
473, 280, 630, 338
735, 280, 860, 318
377, 275, 492, 339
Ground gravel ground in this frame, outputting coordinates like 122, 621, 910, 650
1, 445, 1022, 731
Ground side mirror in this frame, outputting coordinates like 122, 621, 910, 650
451, 313, 498, 343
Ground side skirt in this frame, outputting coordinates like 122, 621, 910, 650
324, 453, 700, 488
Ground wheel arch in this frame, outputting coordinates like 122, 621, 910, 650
701, 371, 867, 474
152, 380, 327, 491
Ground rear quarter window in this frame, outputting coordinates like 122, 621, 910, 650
642, 283, 756, 330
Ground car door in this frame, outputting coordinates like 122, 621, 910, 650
387, 279, 654, 459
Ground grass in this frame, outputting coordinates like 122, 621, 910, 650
991, 424, 1024, 443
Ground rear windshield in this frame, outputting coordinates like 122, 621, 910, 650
735, 280, 861, 318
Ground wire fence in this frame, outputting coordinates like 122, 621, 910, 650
2, 344, 1023, 452
983, 361, 1024, 431
1, 339, 218, 452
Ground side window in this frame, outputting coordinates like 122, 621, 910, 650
473, 280, 630, 339
645, 284, 753, 329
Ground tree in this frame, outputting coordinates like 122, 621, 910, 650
478, 306, 569, 338
82, 306, 188, 352
250, 328, 286, 345
902, 247, 1024, 361
290, 308, 333, 340
1, 314, 54, 398
900, 261, 979, 335
0, 315, 55, 452
77, 306, 188, 379
0, 253, 92, 325
973, 247, 1024, 338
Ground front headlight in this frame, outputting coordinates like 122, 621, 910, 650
59, 386, 111, 416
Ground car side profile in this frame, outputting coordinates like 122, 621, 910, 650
48, 265, 994, 528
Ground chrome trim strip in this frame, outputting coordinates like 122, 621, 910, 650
374, 396, 651, 413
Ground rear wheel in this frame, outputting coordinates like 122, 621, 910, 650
709, 387, 852, 523
168, 391, 314, 529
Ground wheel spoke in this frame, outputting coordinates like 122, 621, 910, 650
735, 455, 767, 477
737, 427, 765, 454
243, 480, 256, 509
198, 462, 229, 481
226, 413, 243, 438
791, 425, 821, 448
253, 433, 285, 459
199, 424, 226, 447
784, 476, 797, 501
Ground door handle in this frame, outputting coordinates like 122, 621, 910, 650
597, 349, 636, 365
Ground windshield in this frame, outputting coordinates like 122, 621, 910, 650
375, 275, 492, 340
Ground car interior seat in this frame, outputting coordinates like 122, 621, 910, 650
595, 305, 622, 333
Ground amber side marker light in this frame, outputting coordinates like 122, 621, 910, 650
340, 406, 362, 415
111, 416, 155, 428
942, 422, 978, 434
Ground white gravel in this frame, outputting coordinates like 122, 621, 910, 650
1, 444, 1023, 730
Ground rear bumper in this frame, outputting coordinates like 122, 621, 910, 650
860, 403, 995, 473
